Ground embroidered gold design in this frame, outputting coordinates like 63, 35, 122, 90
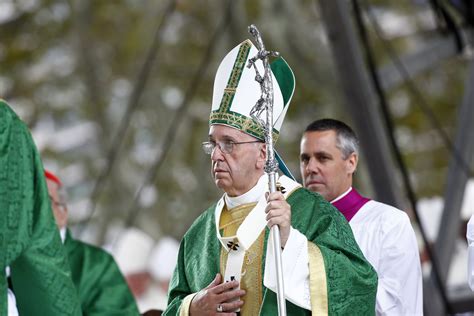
218, 203, 264, 316
209, 111, 279, 142
240, 231, 264, 315
246, 248, 258, 265
210, 40, 282, 142
219, 202, 258, 230
218, 41, 251, 113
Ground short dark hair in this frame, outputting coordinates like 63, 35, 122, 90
304, 119, 359, 159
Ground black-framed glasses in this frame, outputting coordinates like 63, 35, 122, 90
202, 140, 263, 155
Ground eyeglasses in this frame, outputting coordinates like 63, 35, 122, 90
202, 140, 263, 155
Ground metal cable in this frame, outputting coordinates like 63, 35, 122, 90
365, 1, 473, 178
353, 0, 453, 312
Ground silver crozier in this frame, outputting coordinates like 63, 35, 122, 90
247, 24, 286, 316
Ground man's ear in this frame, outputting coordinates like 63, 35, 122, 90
256, 143, 267, 169
346, 152, 358, 174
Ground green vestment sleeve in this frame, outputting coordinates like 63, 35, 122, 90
164, 188, 377, 316
65, 230, 139, 316
0, 100, 82, 315
260, 189, 377, 315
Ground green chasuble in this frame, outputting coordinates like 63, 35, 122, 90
64, 230, 139, 315
0, 100, 82, 315
164, 188, 377, 316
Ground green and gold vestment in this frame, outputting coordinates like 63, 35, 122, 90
164, 187, 377, 315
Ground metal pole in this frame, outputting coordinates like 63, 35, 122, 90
425, 58, 474, 316
318, 0, 404, 208
248, 24, 286, 316
435, 57, 474, 281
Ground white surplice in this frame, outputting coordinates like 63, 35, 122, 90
347, 198, 423, 315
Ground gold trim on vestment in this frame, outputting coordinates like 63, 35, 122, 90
278, 181, 300, 198
219, 202, 257, 230
179, 293, 197, 316
219, 203, 264, 315
308, 242, 328, 315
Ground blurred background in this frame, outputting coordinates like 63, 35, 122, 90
1, 0, 473, 313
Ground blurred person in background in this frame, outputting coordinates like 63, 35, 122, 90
1, 100, 81, 315
45, 169, 139, 315
299, 118, 423, 315
114, 228, 158, 313
147, 237, 180, 310
113, 230, 179, 314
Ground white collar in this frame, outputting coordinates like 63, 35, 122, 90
330, 187, 352, 204
224, 174, 267, 209
215, 175, 301, 251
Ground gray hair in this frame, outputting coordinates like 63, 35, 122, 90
304, 118, 359, 159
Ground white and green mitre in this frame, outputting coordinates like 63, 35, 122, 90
210, 39, 295, 142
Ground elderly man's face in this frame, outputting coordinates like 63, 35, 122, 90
46, 179, 68, 229
299, 130, 357, 201
208, 125, 265, 197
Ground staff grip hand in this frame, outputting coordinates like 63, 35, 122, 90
265, 191, 291, 248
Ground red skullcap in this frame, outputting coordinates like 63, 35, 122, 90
44, 169, 62, 186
